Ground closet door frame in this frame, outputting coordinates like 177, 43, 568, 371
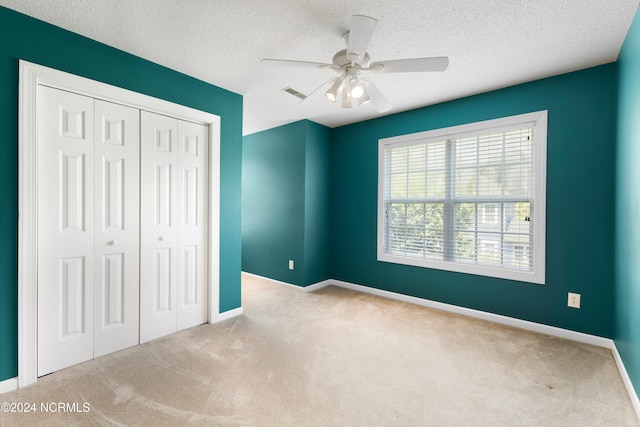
17, 60, 222, 388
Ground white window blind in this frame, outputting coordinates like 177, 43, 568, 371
377, 111, 547, 284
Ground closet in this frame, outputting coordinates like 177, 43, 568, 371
36, 85, 208, 376
139, 111, 208, 344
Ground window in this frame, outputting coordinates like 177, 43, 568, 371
377, 111, 546, 284
482, 203, 498, 224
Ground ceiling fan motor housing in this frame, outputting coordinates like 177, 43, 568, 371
332, 49, 371, 68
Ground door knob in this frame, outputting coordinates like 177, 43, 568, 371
107, 240, 117, 246
158, 236, 164, 241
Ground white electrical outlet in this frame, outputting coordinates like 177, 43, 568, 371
289, 260, 294, 270
568, 292, 581, 309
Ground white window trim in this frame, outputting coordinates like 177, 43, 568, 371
377, 111, 547, 284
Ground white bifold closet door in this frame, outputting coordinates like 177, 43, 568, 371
93, 100, 140, 358
37, 86, 140, 376
140, 111, 208, 343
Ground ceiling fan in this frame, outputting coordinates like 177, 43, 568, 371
261, 15, 449, 113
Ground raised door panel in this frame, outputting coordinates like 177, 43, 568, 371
37, 86, 95, 376
93, 100, 140, 357
176, 121, 208, 331
140, 111, 178, 343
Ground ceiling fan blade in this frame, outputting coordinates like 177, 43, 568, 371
368, 56, 449, 73
261, 58, 340, 72
346, 15, 377, 63
299, 78, 336, 105
366, 81, 392, 113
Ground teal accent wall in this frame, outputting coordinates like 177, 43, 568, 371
242, 120, 330, 286
330, 65, 618, 338
243, 121, 306, 284
0, 7, 243, 382
616, 7, 640, 400
303, 122, 331, 285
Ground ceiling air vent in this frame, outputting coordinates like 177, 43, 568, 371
282, 87, 307, 101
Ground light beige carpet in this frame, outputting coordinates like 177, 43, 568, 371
1, 273, 638, 426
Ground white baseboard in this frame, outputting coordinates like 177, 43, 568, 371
242, 271, 300, 289
303, 279, 333, 293
0, 377, 18, 394
216, 307, 244, 322
242, 273, 612, 346
612, 344, 640, 419
241, 271, 330, 293
329, 279, 612, 348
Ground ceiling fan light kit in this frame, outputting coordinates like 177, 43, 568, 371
327, 69, 368, 108
350, 81, 365, 99
262, 14, 449, 113
359, 92, 371, 107
341, 88, 353, 108
325, 76, 344, 102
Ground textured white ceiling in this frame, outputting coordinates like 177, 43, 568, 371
1, 0, 638, 135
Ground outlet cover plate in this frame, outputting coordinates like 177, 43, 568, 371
568, 292, 581, 309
